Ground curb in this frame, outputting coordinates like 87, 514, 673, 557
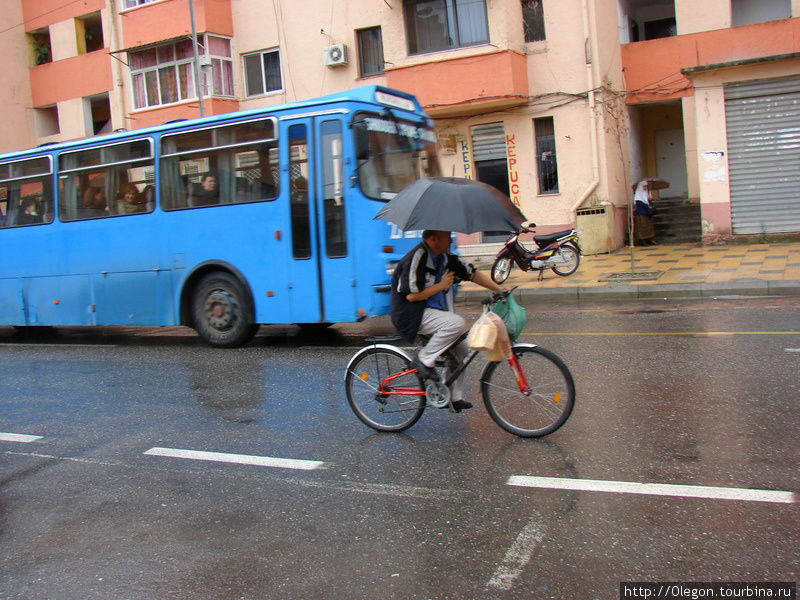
457, 279, 800, 305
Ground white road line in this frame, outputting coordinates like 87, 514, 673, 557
507, 476, 796, 504
0, 432, 43, 443
144, 447, 324, 471
487, 512, 545, 591
785, 348, 800, 352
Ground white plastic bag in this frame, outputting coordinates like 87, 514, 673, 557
483, 312, 512, 362
468, 308, 498, 351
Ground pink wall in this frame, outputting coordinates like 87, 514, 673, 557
121, 0, 233, 48
29, 51, 112, 107
385, 50, 528, 116
23, 0, 105, 31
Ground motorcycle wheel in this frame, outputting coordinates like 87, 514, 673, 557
491, 256, 513, 284
551, 244, 580, 276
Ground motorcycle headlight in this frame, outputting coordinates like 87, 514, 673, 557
385, 260, 399, 277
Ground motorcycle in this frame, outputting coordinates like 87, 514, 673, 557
490, 223, 582, 284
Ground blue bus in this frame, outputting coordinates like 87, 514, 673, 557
0, 86, 440, 346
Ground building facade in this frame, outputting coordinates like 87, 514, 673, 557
1, 0, 799, 252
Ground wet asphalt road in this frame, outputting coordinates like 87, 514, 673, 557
1, 296, 798, 599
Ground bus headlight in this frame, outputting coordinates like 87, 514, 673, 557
385, 260, 399, 276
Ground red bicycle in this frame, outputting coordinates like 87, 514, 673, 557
344, 292, 575, 438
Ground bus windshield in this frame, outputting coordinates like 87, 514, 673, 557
357, 113, 441, 201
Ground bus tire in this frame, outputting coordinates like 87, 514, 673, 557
192, 271, 256, 348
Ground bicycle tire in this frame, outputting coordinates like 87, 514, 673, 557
480, 344, 575, 437
551, 244, 580, 277
345, 345, 426, 432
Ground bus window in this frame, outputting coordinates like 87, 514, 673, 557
0, 156, 53, 228
321, 120, 346, 258
160, 117, 279, 210
289, 124, 310, 260
58, 139, 154, 221
356, 113, 440, 201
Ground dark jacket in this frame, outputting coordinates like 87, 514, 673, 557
390, 241, 474, 342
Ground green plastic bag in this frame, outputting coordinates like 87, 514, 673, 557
491, 294, 527, 342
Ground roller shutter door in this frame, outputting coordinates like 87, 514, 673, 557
470, 122, 507, 161
724, 75, 800, 234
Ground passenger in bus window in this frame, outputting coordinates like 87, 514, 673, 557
17, 197, 42, 225
141, 184, 155, 211
189, 174, 219, 207
80, 187, 108, 218
117, 183, 145, 215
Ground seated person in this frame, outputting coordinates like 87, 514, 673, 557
79, 186, 108, 218
188, 174, 220, 207
116, 183, 145, 215
16, 198, 42, 225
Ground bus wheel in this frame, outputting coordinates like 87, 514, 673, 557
192, 272, 256, 348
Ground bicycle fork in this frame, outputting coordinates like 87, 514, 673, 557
508, 352, 531, 395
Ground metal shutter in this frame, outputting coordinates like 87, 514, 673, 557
724, 75, 800, 234
470, 122, 507, 161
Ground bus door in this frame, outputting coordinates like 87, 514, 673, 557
281, 115, 355, 323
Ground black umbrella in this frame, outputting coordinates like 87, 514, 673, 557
374, 177, 527, 234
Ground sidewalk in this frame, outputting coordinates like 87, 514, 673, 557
458, 242, 800, 303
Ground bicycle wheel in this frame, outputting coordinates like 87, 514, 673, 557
551, 244, 580, 276
491, 256, 513, 284
480, 344, 574, 437
345, 345, 426, 432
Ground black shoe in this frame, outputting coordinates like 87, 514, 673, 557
451, 399, 473, 412
412, 357, 439, 382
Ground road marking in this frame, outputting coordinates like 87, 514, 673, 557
507, 476, 796, 504
0, 432, 43, 443
144, 447, 324, 471
487, 512, 545, 591
785, 348, 800, 352
522, 331, 800, 337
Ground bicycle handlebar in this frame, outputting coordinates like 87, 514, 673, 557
482, 286, 518, 306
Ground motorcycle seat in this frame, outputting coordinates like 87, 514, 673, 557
533, 229, 574, 245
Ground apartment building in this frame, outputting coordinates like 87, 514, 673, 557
1, 0, 798, 251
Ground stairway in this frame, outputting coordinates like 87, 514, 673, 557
652, 197, 701, 244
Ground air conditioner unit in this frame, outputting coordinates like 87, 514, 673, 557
323, 44, 347, 67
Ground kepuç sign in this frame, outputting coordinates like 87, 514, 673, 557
506, 134, 521, 207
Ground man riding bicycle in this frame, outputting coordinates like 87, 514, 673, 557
390, 230, 505, 411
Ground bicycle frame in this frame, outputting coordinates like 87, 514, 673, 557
377, 347, 531, 398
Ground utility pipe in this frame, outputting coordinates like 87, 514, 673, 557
571, 0, 600, 217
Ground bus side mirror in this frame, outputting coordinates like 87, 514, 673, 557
352, 122, 369, 161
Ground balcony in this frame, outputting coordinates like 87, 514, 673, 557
29, 51, 112, 108
621, 17, 800, 103
120, 0, 233, 49
385, 50, 529, 117
23, 0, 104, 30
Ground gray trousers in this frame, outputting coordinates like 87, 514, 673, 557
417, 308, 470, 401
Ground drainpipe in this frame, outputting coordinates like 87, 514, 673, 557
107, 0, 128, 130
570, 0, 600, 219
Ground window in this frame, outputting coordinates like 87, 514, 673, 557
0, 157, 53, 228
321, 120, 347, 257
732, 0, 790, 26
534, 117, 558, 194
58, 139, 155, 221
129, 36, 234, 109
289, 124, 310, 259
357, 27, 385, 78
243, 49, 282, 97
522, 0, 545, 43
160, 118, 279, 211
404, 0, 489, 55
124, 0, 159, 8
